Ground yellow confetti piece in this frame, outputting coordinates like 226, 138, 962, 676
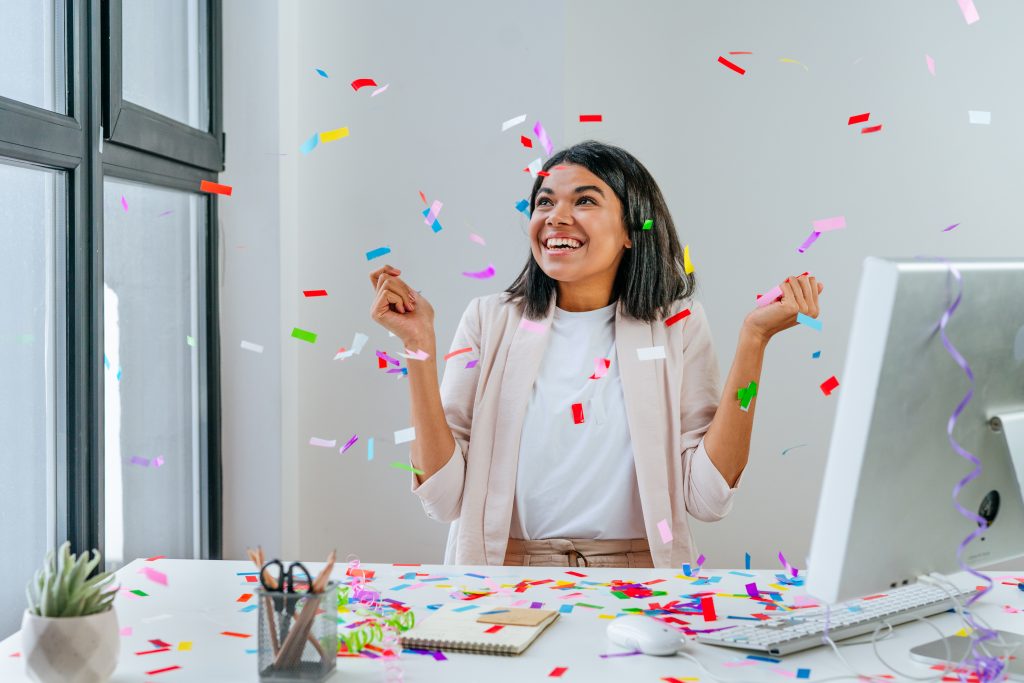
178, 641, 192, 651
954, 627, 971, 637
320, 126, 350, 143
779, 57, 810, 71
598, 614, 616, 620
683, 244, 694, 274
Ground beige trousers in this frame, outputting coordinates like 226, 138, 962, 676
503, 538, 654, 568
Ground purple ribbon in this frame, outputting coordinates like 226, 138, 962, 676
939, 264, 1003, 682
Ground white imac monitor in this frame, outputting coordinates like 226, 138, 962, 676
805, 257, 1024, 605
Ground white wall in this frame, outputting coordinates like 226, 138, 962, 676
220, 0, 1024, 569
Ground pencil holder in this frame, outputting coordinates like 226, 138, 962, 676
257, 582, 337, 682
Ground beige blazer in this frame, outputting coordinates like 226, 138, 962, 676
410, 292, 742, 567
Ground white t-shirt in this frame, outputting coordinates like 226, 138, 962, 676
509, 301, 646, 540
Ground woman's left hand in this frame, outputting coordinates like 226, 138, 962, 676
742, 273, 824, 345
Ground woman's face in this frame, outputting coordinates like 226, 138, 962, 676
528, 164, 632, 287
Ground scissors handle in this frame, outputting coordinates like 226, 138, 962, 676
260, 559, 284, 592
284, 562, 313, 594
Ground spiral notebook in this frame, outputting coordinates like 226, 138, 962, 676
399, 604, 560, 655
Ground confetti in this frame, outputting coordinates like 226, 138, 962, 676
366, 246, 391, 261
811, 215, 846, 232
943, 223, 961, 232
178, 642, 192, 651
533, 121, 553, 156
121, 195, 128, 211
335, 332, 369, 360
152, 456, 165, 468
291, 327, 317, 344
139, 566, 168, 586
462, 264, 495, 279
683, 244, 694, 274
718, 55, 746, 75
637, 346, 666, 361
484, 625, 504, 634
394, 427, 416, 444
501, 114, 527, 132
861, 124, 883, 134
926, 54, 936, 76
130, 456, 150, 467
320, 126, 350, 142
571, 403, 585, 424
221, 631, 251, 639
525, 157, 543, 179
848, 112, 870, 125
756, 285, 783, 307
797, 230, 821, 253
422, 206, 443, 233
444, 347, 473, 361
299, 132, 319, 155
957, 0, 980, 24
745, 582, 760, 598
341, 434, 359, 453
469, 233, 486, 245
240, 340, 263, 353
199, 180, 232, 196
779, 57, 809, 71
520, 135, 533, 148
796, 312, 822, 331
515, 198, 531, 217
969, 110, 992, 125
664, 309, 692, 328
781, 444, 807, 456
642, 219, 653, 230
398, 349, 430, 361
424, 200, 443, 227
367, 437, 374, 461
315, 68, 328, 78
145, 666, 181, 675
811, 350, 821, 358
657, 518, 673, 544
579, 114, 602, 123
549, 667, 569, 677
309, 437, 336, 448
351, 78, 377, 91
778, 551, 800, 577
745, 552, 751, 570
370, 83, 389, 97
303, 289, 328, 297
590, 358, 611, 379
820, 375, 840, 396
737, 381, 758, 412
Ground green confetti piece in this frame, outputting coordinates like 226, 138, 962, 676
642, 219, 653, 230
186, 335, 195, 347
291, 327, 317, 344
130, 589, 148, 597
575, 602, 603, 609
390, 461, 424, 476
737, 380, 758, 411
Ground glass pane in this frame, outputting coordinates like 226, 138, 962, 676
0, 0, 67, 113
0, 159, 60, 638
121, 0, 209, 129
103, 179, 203, 569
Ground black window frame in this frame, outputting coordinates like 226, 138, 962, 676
0, 0, 223, 566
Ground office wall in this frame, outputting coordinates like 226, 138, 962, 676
220, 0, 1024, 569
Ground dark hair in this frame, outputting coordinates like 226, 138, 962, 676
502, 140, 696, 322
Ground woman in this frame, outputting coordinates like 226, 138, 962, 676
368, 140, 823, 568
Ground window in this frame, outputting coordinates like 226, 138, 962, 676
0, 1, 223, 637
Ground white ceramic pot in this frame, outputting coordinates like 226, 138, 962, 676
21, 608, 119, 683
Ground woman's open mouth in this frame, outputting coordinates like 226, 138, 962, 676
542, 237, 585, 256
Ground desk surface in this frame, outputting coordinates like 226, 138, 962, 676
2, 559, 1022, 682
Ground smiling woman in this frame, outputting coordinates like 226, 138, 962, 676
368, 140, 824, 568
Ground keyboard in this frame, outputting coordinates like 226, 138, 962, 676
696, 581, 977, 656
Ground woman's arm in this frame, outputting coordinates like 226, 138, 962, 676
702, 274, 824, 487
405, 332, 458, 484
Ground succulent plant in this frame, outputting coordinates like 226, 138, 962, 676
25, 541, 117, 618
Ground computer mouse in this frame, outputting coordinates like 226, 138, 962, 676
606, 615, 685, 656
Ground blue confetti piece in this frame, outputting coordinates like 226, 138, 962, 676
239, 604, 258, 612
300, 132, 319, 155
682, 563, 692, 577
116, 368, 122, 381
389, 584, 410, 591
480, 609, 509, 615
315, 68, 329, 78
812, 350, 821, 358
421, 208, 443, 233
559, 604, 574, 614
453, 605, 478, 612
366, 246, 391, 261
797, 669, 811, 679
103, 354, 110, 369
368, 437, 374, 461
747, 654, 782, 664
464, 572, 487, 579
515, 198, 530, 216
796, 312, 822, 331
245, 648, 258, 654
745, 553, 751, 570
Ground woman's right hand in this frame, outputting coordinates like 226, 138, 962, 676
368, 264, 435, 349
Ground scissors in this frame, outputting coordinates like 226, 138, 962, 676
260, 560, 313, 643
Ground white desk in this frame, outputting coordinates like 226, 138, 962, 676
2, 559, 1022, 682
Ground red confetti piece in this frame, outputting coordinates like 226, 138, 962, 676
848, 112, 871, 125
244, 575, 258, 583
588, 358, 611, 379
347, 567, 375, 578
566, 570, 586, 577
418, 191, 427, 204
537, 171, 550, 177
145, 555, 166, 561
484, 625, 504, 634
136, 647, 171, 655
700, 596, 717, 621
717, 55, 746, 75
728, 51, 753, 55
199, 180, 232, 196
579, 114, 603, 122
520, 135, 533, 148
149, 639, 172, 648
665, 308, 692, 327
351, 78, 377, 91
444, 347, 473, 361
861, 124, 883, 134
571, 403, 585, 425
220, 631, 251, 639
237, 593, 253, 602
378, 357, 387, 369
145, 666, 182, 675
549, 666, 569, 677
820, 375, 840, 396
303, 289, 327, 297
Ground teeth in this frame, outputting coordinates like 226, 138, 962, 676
545, 237, 582, 249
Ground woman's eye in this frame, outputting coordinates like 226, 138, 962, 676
577, 196, 596, 205
537, 198, 551, 206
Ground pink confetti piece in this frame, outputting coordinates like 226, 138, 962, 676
120, 626, 133, 636
309, 437, 337, 448
469, 233, 486, 245
462, 264, 495, 279
797, 230, 821, 253
926, 54, 936, 76
590, 357, 610, 380
957, 0, 980, 24
811, 215, 846, 232
424, 200, 443, 227
533, 121, 554, 156
121, 196, 129, 211
519, 319, 547, 334
139, 566, 168, 586
722, 661, 758, 668
398, 348, 431, 361
756, 285, 783, 307
657, 519, 673, 544
152, 456, 165, 468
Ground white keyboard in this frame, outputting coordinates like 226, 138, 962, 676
696, 582, 977, 656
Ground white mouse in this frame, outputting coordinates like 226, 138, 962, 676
606, 615, 685, 656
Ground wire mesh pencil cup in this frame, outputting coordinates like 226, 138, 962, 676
257, 581, 337, 681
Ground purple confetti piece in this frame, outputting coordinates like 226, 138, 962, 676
461, 264, 496, 279
424, 200, 443, 227
778, 551, 799, 578
797, 230, 821, 253
340, 434, 359, 453
745, 582, 760, 598
376, 350, 400, 366
533, 120, 553, 156
942, 223, 961, 232
940, 263, 1004, 682
157, 209, 174, 217
130, 456, 150, 467
465, 359, 479, 370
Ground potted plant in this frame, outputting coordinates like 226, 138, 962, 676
21, 541, 119, 683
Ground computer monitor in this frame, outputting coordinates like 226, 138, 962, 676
805, 257, 1024, 605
